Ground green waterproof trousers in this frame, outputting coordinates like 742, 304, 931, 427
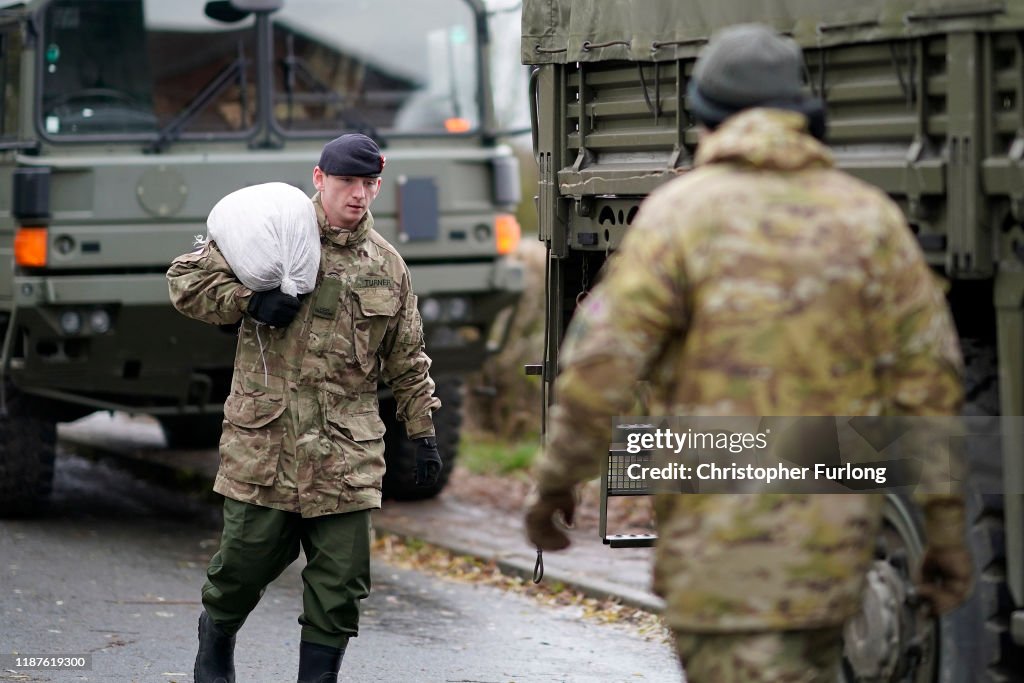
201, 497, 371, 648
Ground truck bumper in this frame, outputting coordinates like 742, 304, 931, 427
5, 260, 524, 415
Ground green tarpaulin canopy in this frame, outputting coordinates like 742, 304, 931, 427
522, 0, 1024, 64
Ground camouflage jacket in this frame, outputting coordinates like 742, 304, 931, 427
167, 193, 439, 517
533, 109, 964, 631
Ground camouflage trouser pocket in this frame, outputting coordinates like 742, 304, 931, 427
219, 387, 287, 486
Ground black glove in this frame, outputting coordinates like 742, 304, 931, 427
917, 547, 973, 616
414, 437, 442, 488
247, 288, 301, 328
525, 489, 576, 551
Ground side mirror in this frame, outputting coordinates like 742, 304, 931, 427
204, 0, 282, 23
229, 0, 284, 10
204, 1, 250, 22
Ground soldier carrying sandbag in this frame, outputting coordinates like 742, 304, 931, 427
168, 133, 442, 683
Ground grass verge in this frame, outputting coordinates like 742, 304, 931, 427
458, 430, 540, 475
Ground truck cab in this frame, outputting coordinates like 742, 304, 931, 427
0, 0, 525, 509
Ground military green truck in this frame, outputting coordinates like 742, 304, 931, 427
0, 0, 525, 512
524, 0, 1024, 680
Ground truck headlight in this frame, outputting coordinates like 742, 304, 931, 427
445, 297, 470, 321
59, 310, 82, 335
88, 309, 112, 334
420, 297, 442, 322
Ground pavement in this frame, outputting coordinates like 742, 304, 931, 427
59, 412, 666, 614
373, 495, 663, 612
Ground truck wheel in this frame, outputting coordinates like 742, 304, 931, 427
844, 339, 1024, 682
842, 494, 945, 682
841, 339, 1024, 682
159, 414, 224, 450
381, 378, 462, 501
0, 383, 57, 518
942, 339, 1024, 682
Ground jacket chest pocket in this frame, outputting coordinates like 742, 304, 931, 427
351, 288, 400, 366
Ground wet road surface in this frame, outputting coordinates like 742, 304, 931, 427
1, 451, 681, 682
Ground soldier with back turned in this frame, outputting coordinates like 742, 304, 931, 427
525, 24, 972, 682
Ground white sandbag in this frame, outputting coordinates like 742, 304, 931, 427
205, 182, 320, 297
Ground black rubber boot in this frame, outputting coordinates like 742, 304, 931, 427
194, 610, 236, 683
297, 640, 347, 683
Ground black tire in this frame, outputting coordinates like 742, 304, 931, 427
943, 339, 1024, 682
0, 382, 57, 518
158, 414, 225, 450
381, 378, 462, 501
842, 495, 944, 682
841, 338, 1023, 683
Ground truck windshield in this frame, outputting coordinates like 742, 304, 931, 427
40, 0, 255, 137
272, 0, 480, 135
38, 0, 480, 140
0, 11, 22, 141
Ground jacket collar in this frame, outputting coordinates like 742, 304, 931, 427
695, 108, 834, 172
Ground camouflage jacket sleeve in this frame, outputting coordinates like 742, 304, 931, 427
867, 199, 966, 543
379, 263, 440, 439
166, 241, 253, 325
533, 194, 688, 495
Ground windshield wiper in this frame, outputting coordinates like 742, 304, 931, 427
280, 33, 382, 142
147, 43, 250, 153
